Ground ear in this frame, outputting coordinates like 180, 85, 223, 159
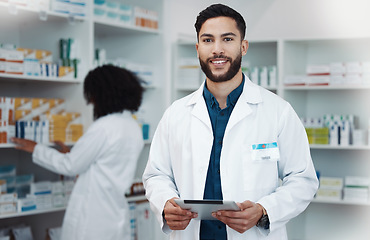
241, 40, 248, 56
196, 42, 199, 58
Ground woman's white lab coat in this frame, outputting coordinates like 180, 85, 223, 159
143, 77, 319, 240
32, 111, 144, 240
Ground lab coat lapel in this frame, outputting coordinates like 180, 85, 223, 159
188, 85, 213, 199
225, 77, 262, 135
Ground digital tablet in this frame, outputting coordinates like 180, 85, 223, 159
174, 199, 240, 220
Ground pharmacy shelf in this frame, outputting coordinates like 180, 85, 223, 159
312, 198, 370, 206
126, 194, 147, 202
0, 2, 85, 23
0, 142, 75, 149
0, 206, 66, 220
0, 196, 147, 220
0, 196, 148, 220
284, 85, 370, 90
94, 18, 159, 38
1, 141, 149, 148
0, 73, 81, 84
310, 144, 370, 150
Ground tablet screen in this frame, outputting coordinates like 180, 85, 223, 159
174, 199, 240, 220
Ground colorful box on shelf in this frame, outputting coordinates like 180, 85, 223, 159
134, 6, 158, 29
306, 128, 329, 145
17, 197, 37, 212
51, 0, 87, 16
0, 96, 83, 144
94, 0, 133, 25
45, 112, 83, 143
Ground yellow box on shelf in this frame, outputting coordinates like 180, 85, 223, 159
306, 127, 329, 144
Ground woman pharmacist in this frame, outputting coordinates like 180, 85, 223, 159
11, 65, 145, 240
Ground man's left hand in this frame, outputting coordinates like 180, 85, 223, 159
211, 200, 263, 233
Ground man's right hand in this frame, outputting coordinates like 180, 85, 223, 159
163, 197, 198, 230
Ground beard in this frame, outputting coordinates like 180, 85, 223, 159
199, 52, 242, 83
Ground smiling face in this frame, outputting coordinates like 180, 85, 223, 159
196, 16, 248, 83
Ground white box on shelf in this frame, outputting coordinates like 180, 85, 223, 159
0, 193, 17, 204
69, 2, 87, 16
352, 129, 367, 146
177, 58, 202, 89
346, 62, 362, 74
330, 62, 346, 75
0, 202, 17, 214
343, 187, 369, 202
306, 76, 330, 86
362, 61, 370, 73
268, 66, 277, 88
306, 64, 330, 75
362, 73, 370, 86
330, 74, 345, 85
344, 73, 362, 85
259, 66, 268, 87
250, 67, 259, 85
284, 75, 306, 86
50, 0, 70, 14
345, 176, 370, 188
30, 181, 52, 195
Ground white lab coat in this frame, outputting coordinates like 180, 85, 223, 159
143, 77, 319, 240
33, 111, 144, 240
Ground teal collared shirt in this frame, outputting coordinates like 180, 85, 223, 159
200, 75, 245, 240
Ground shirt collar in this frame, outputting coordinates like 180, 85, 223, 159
203, 75, 245, 108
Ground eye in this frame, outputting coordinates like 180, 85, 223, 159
203, 38, 213, 43
224, 37, 233, 42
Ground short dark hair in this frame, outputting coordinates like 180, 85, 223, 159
194, 4, 246, 41
83, 65, 144, 120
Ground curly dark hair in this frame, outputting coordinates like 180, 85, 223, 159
194, 3, 246, 41
83, 65, 144, 120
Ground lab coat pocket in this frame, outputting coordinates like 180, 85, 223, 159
242, 142, 280, 192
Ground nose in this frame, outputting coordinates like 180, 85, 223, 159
212, 40, 224, 55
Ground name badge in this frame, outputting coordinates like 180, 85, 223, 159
251, 142, 280, 161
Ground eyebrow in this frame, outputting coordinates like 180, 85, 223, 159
200, 32, 237, 38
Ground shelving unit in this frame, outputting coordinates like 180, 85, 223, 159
0, 73, 80, 83
281, 37, 370, 240
0, 3, 90, 239
0, 194, 148, 220
310, 144, 370, 150
312, 198, 370, 206
0, 207, 66, 220
0, 1, 165, 239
